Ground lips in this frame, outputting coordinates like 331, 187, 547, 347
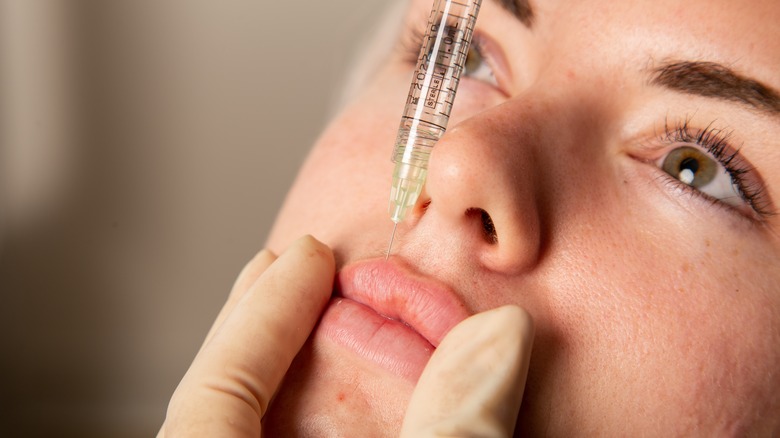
314, 258, 470, 381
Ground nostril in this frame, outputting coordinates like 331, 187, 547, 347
466, 208, 497, 244
481, 210, 498, 244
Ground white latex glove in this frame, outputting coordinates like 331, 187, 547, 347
400, 305, 534, 437
159, 235, 335, 437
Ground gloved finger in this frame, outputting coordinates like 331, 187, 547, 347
158, 248, 278, 437
163, 235, 335, 437
200, 248, 277, 350
400, 305, 534, 437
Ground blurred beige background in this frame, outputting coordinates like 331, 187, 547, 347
0, 0, 389, 436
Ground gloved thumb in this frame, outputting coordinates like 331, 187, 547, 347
400, 305, 534, 437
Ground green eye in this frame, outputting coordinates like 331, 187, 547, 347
661, 146, 717, 188
463, 43, 497, 86
658, 145, 745, 209
464, 44, 484, 74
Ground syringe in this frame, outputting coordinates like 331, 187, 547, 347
386, 0, 482, 258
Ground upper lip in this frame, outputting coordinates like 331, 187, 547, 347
335, 258, 471, 347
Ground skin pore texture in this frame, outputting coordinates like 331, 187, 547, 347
263, 0, 780, 435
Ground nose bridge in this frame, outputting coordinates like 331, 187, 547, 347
446, 96, 549, 174
421, 96, 554, 274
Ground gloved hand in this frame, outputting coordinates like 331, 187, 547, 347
159, 235, 534, 437
400, 305, 534, 437
159, 235, 335, 437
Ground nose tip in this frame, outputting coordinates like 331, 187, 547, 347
420, 108, 542, 274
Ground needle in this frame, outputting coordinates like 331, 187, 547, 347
385, 223, 398, 261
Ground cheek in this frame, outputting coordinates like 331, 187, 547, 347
266, 62, 418, 253
537, 195, 780, 432
266, 95, 399, 254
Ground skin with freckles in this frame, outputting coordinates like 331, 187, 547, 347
263, 0, 780, 435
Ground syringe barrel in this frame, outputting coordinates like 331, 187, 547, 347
388, 0, 481, 224
399, 0, 480, 129
392, 118, 444, 167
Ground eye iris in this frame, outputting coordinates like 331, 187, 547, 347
662, 146, 717, 188
464, 46, 483, 76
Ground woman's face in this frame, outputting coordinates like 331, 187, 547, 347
264, 0, 780, 435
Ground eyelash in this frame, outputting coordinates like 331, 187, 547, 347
658, 118, 772, 218
399, 26, 424, 65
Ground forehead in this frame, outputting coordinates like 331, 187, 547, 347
550, 1, 778, 46
516, 0, 780, 86
531, 0, 780, 28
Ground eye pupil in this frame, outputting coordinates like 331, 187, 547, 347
678, 168, 695, 185
679, 157, 699, 174
678, 157, 699, 185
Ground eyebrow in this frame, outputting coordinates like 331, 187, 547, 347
492, 0, 534, 27
650, 61, 780, 115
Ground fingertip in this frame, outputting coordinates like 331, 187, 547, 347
486, 304, 534, 342
239, 248, 277, 278
255, 248, 277, 265
444, 304, 534, 350
231, 248, 278, 297
263, 235, 336, 309
402, 305, 535, 437
290, 235, 335, 269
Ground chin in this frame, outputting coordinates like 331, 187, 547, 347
262, 335, 416, 437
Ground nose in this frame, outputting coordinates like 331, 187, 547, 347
418, 100, 543, 274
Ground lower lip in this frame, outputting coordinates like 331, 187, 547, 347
315, 297, 434, 381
